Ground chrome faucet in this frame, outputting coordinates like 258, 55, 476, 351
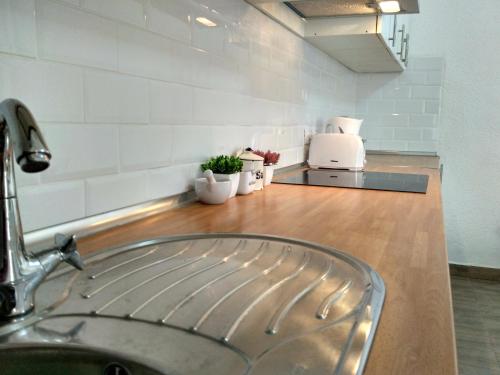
0, 98, 84, 320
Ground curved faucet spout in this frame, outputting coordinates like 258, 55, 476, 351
0, 98, 51, 175
0, 98, 83, 320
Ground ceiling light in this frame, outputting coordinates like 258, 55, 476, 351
195, 17, 217, 27
378, 1, 401, 13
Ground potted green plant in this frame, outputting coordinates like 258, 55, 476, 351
201, 155, 243, 198
254, 150, 280, 186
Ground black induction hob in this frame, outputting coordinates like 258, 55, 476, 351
273, 169, 429, 194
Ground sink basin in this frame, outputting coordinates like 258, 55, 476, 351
0, 344, 163, 375
0, 234, 385, 375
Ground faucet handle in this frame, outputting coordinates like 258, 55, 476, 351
55, 234, 84, 271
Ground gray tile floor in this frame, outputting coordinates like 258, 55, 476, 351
452, 276, 500, 375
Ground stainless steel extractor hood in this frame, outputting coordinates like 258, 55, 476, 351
248, 0, 419, 18
246, 0, 419, 73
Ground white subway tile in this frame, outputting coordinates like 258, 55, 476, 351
378, 114, 410, 127
171, 126, 214, 164
146, 0, 192, 43
398, 71, 426, 85
59, 0, 80, 5
37, 0, 118, 70
394, 100, 425, 114
407, 141, 438, 153
191, 16, 226, 54
422, 128, 439, 141
148, 163, 200, 200
82, 0, 145, 28
412, 57, 444, 71
15, 164, 40, 187
0, 0, 36, 57
364, 139, 380, 150
427, 71, 443, 85
193, 88, 251, 126
361, 126, 394, 140
412, 86, 442, 100
425, 100, 440, 114
119, 125, 173, 171
18, 181, 85, 231
394, 128, 422, 141
251, 127, 277, 150
366, 100, 395, 114
212, 126, 253, 155
409, 114, 437, 128
118, 24, 195, 84
383, 86, 411, 99
276, 127, 295, 149
150, 81, 193, 124
378, 140, 408, 151
0, 55, 84, 122
86, 171, 149, 215
40, 124, 119, 182
84, 69, 149, 124
278, 148, 299, 167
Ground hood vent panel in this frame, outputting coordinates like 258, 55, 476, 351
281, 0, 419, 18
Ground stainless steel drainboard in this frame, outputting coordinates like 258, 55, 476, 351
1, 234, 385, 375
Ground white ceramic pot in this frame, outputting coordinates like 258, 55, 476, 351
214, 172, 240, 198
237, 171, 255, 195
263, 165, 275, 186
195, 177, 231, 205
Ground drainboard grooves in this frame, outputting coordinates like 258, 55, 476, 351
316, 280, 352, 320
49, 235, 385, 375
191, 245, 291, 333
222, 251, 311, 343
83, 240, 198, 299
94, 240, 241, 315
88, 247, 159, 280
127, 240, 246, 319
161, 241, 269, 324
266, 260, 334, 335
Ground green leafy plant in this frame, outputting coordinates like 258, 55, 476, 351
201, 155, 243, 174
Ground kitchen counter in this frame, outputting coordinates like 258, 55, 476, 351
78, 155, 457, 375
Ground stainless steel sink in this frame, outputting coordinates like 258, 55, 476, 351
0, 344, 163, 375
0, 234, 385, 375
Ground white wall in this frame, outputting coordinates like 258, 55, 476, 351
409, 0, 500, 267
0, 0, 356, 231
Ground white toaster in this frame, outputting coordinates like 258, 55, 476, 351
308, 133, 366, 171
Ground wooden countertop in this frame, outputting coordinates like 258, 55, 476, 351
79, 156, 457, 375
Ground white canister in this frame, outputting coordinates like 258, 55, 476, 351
263, 165, 275, 186
237, 171, 255, 195
238, 151, 264, 191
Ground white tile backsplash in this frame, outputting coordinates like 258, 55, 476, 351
3, 0, 360, 230
150, 81, 193, 124
0, 54, 84, 122
81, 0, 146, 28
119, 125, 173, 171
148, 163, 200, 201
117, 24, 195, 84
40, 124, 119, 182
356, 56, 444, 152
171, 126, 215, 164
0, 0, 36, 57
85, 171, 149, 216
145, 0, 192, 43
37, 0, 118, 70
18, 181, 85, 231
84, 69, 149, 124
411, 85, 442, 100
